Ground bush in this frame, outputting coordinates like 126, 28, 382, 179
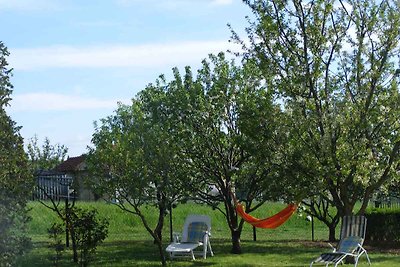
47, 223, 65, 267
0, 192, 32, 267
365, 208, 400, 243
69, 207, 109, 267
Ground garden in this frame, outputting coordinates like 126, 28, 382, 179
2, 1, 400, 267
16, 202, 400, 266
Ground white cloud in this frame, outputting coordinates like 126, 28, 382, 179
8, 92, 130, 112
0, 0, 60, 11
211, 0, 233, 6
115, 0, 233, 9
9, 40, 239, 71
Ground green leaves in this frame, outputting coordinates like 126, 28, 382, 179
0, 41, 32, 266
238, 0, 400, 215
26, 135, 69, 173
88, 52, 289, 254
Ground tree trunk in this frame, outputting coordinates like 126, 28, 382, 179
154, 194, 165, 244
69, 224, 78, 263
231, 229, 242, 254
153, 219, 163, 244
155, 238, 167, 267
134, 200, 167, 267
65, 209, 78, 263
328, 224, 336, 242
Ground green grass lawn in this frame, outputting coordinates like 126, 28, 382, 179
16, 201, 400, 266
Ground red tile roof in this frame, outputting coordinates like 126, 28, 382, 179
54, 155, 86, 172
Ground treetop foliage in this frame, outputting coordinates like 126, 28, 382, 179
0, 41, 32, 266
232, 0, 400, 216
26, 135, 68, 172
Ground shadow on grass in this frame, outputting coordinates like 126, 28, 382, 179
207, 240, 315, 266
97, 240, 217, 266
17, 239, 400, 266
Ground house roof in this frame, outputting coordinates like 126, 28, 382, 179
54, 155, 86, 172
35, 169, 65, 176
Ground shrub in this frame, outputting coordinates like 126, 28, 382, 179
47, 223, 65, 267
69, 207, 109, 267
365, 208, 400, 243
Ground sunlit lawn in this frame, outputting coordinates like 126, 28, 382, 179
17, 201, 400, 266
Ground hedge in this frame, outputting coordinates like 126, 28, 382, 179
365, 208, 400, 243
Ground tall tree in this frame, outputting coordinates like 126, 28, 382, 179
0, 41, 32, 265
165, 53, 287, 253
26, 135, 68, 172
233, 0, 400, 239
88, 94, 188, 266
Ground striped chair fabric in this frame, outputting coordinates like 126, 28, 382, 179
337, 236, 363, 253
314, 253, 347, 265
340, 216, 367, 240
186, 222, 208, 243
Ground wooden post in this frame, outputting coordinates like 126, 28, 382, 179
65, 196, 69, 247
169, 203, 173, 243
311, 215, 315, 241
253, 226, 257, 241
311, 199, 315, 241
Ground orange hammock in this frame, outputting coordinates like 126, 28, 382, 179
236, 203, 298, 229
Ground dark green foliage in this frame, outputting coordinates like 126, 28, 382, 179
0, 41, 32, 266
0, 193, 31, 267
47, 223, 65, 267
42, 203, 109, 266
365, 208, 400, 243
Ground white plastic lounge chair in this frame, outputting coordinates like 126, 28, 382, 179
166, 214, 214, 260
310, 216, 371, 267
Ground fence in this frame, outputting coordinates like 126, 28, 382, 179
33, 173, 74, 201
374, 195, 400, 209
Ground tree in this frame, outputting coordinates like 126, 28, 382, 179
37, 179, 81, 263
0, 41, 32, 265
233, 0, 400, 240
68, 207, 109, 267
27, 135, 68, 172
27, 136, 76, 261
87, 94, 189, 266
40, 197, 108, 265
165, 53, 287, 253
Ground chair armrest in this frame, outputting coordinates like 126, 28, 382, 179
202, 231, 211, 243
328, 243, 336, 252
172, 232, 181, 243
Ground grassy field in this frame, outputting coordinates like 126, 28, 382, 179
16, 201, 400, 266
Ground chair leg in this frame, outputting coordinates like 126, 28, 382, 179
208, 241, 214, 256
354, 255, 359, 267
365, 251, 371, 266
358, 247, 371, 266
191, 250, 195, 261
203, 242, 207, 259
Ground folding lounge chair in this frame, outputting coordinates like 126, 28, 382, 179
310, 216, 371, 267
166, 214, 214, 260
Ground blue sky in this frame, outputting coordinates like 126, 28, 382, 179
2, 0, 249, 156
